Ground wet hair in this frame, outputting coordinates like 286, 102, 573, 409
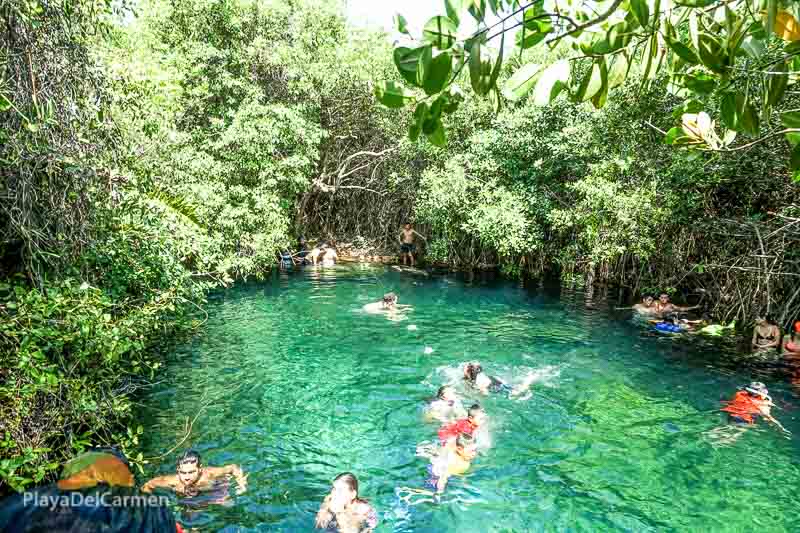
456, 433, 475, 449
765, 315, 777, 326
467, 403, 483, 419
333, 472, 368, 504
464, 362, 483, 383
383, 292, 398, 304
177, 450, 201, 469
436, 386, 450, 400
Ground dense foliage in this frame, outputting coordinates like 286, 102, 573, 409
2, 0, 799, 495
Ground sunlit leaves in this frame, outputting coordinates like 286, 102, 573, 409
394, 14, 409, 35
574, 60, 604, 103
469, 38, 495, 96
423, 16, 458, 49
422, 51, 453, 96
533, 60, 570, 105
629, 0, 650, 28
767, 61, 789, 106
502, 62, 542, 101
774, 10, 800, 41
394, 47, 426, 86
374, 81, 414, 109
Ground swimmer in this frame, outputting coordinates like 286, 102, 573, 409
632, 295, 657, 315
424, 385, 467, 424
315, 472, 378, 532
783, 320, 800, 356
309, 242, 327, 266
426, 433, 477, 494
720, 382, 788, 433
437, 403, 486, 445
655, 293, 699, 317
322, 244, 338, 267
141, 450, 248, 497
463, 361, 536, 397
752, 316, 781, 352
362, 292, 399, 313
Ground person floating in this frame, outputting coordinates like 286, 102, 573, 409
362, 292, 399, 313
655, 293, 698, 317
752, 316, 781, 352
423, 385, 467, 424
632, 295, 657, 315
314, 472, 378, 532
783, 320, 800, 355
720, 382, 788, 433
141, 450, 247, 498
437, 403, 486, 445
425, 433, 478, 494
398, 222, 426, 267
0, 448, 181, 533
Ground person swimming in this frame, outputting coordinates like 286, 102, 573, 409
141, 450, 247, 498
437, 403, 486, 445
720, 382, 787, 432
632, 295, 657, 315
752, 316, 781, 351
315, 472, 378, 532
424, 385, 467, 424
362, 292, 398, 313
463, 362, 509, 394
425, 433, 478, 494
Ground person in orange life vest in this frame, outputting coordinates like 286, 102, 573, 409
720, 382, 787, 433
438, 404, 485, 445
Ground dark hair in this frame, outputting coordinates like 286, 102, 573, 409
403, 221, 411, 226
764, 315, 777, 326
456, 433, 475, 449
467, 404, 483, 418
436, 386, 449, 400
383, 292, 398, 304
177, 450, 201, 469
464, 362, 483, 383
333, 472, 368, 504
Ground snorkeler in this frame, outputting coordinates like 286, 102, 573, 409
424, 385, 467, 424
720, 382, 788, 433
141, 450, 248, 497
315, 472, 378, 532
426, 433, 478, 494
437, 403, 486, 445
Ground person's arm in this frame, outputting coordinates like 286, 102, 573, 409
141, 475, 175, 494
413, 230, 427, 241
768, 326, 781, 347
315, 494, 334, 529
210, 465, 248, 493
752, 328, 759, 347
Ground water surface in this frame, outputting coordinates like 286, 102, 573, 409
139, 265, 800, 532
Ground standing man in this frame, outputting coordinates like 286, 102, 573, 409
399, 222, 426, 266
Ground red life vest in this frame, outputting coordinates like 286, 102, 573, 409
721, 391, 764, 423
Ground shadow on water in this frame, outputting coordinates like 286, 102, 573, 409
139, 265, 800, 532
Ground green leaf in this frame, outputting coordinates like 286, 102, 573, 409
374, 81, 414, 109
591, 58, 609, 109
697, 33, 726, 74
781, 111, 800, 128
767, 61, 789, 106
674, 0, 717, 6
575, 60, 604, 102
422, 51, 453, 95
469, 38, 493, 96
443, 85, 464, 113
665, 21, 700, 64
423, 16, 458, 49
409, 103, 427, 142
0, 94, 11, 112
394, 13, 410, 35
683, 73, 717, 94
468, 0, 487, 23
502, 62, 542, 101
740, 102, 760, 136
672, 99, 704, 119
791, 143, 800, 171
740, 36, 767, 60
394, 47, 426, 87
445, 0, 463, 26
607, 53, 629, 89
720, 92, 760, 136
664, 126, 684, 145
488, 32, 505, 93
786, 132, 800, 147
426, 120, 447, 147
766, 0, 777, 41
533, 60, 570, 105
629, 0, 650, 27
516, 22, 551, 49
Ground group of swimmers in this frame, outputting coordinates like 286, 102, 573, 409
280, 237, 338, 269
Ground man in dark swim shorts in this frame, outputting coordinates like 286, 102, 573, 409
398, 222, 426, 266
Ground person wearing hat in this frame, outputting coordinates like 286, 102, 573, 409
720, 382, 788, 433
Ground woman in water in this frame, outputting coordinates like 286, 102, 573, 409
752, 316, 781, 352
783, 320, 800, 355
315, 472, 378, 532
423, 385, 466, 424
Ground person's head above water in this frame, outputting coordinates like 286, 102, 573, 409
744, 381, 771, 401
329, 472, 363, 513
382, 292, 398, 307
642, 295, 654, 306
455, 433, 478, 459
176, 450, 202, 488
463, 362, 483, 383
659, 293, 670, 304
467, 403, 486, 426
437, 385, 456, 403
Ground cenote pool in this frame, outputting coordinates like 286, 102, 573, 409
139, 265, 800, 532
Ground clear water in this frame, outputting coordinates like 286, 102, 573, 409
139, 265, 800, 532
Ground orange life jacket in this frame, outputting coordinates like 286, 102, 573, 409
720, 390, 764, 423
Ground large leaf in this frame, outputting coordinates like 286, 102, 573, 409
394, 14, 409, 35
781, 111, 800, 128
468, 0, 487, 23
697, 33, 726, 73
394, 47, 426, 86
591, 58, 609, 109
768, 61, 789, 106
423, 51, 453, 96
683, 72, 717, 94
665, 21, 700, 64
409, 102, 428, 142
417, 45, 433, 87
503, 62, 542, 101
374, 81, 414, 109
575, 60, 604, 102
533, 60, 570, 105
469, 39, 494, 96
516, 19, 552, 49
629, 0, 650, 28
426, 120, 447, 147
445, 0, 463, 26
607, 52, 629, 89
775, 10, 800, 41
423, 16, 458, 49
720, 92, 756, 133
791, 143, 800, 171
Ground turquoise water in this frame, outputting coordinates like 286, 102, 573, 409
139, 265, 800, 532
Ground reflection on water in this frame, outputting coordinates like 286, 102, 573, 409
139, 266, 800, 532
